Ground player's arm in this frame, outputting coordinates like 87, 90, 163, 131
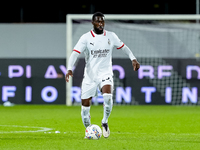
121, 45, 140, 71
65, 51, 79, 82
65, 34, 86, 82
112, 32, 140, 71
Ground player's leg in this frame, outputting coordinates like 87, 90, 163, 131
100, 76, 113, 138
81, 80, 98, 128
81, 97, 92, 128
101, 84, 113, 124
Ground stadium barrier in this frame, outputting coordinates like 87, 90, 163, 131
0, 58, 199, 105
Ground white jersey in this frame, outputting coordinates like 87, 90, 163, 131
73, 30, 124, 83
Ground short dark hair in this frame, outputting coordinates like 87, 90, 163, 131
92, 12, 104, 21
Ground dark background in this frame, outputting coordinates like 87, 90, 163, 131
0, 0, 197, 23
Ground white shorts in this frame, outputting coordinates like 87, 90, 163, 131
81, 75, 114, 99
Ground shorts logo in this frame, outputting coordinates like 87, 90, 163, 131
102, 77, 111, 82
90, 42, 94, 46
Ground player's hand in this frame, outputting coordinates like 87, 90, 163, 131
132, 59, 140, 71
65, 70, 73, 82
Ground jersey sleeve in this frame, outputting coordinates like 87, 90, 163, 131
112, 32, 124, 49
73, 34, 87, 54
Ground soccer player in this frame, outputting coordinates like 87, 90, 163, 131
65, 12, 140, 138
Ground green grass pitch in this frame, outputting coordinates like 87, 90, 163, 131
0, 105, 200, 150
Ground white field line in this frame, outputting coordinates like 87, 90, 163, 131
0, 125, 53, 133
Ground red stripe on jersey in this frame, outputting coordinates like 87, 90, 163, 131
73, 49, 81, 54
104, 30, 106, 36
117, 43, 125, 49
90, 30, 95, 37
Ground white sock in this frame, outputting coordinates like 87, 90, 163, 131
81, 106, 91, 128
102, 93, 113, 124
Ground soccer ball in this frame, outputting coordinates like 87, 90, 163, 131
85, 124, 102, 140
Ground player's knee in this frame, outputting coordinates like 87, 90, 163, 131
82, 98, 92, 106
103, 93, 112, 105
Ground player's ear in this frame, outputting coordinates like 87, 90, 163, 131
91, 20, 94, 25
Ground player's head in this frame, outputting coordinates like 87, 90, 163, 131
92, 12, 105, 34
